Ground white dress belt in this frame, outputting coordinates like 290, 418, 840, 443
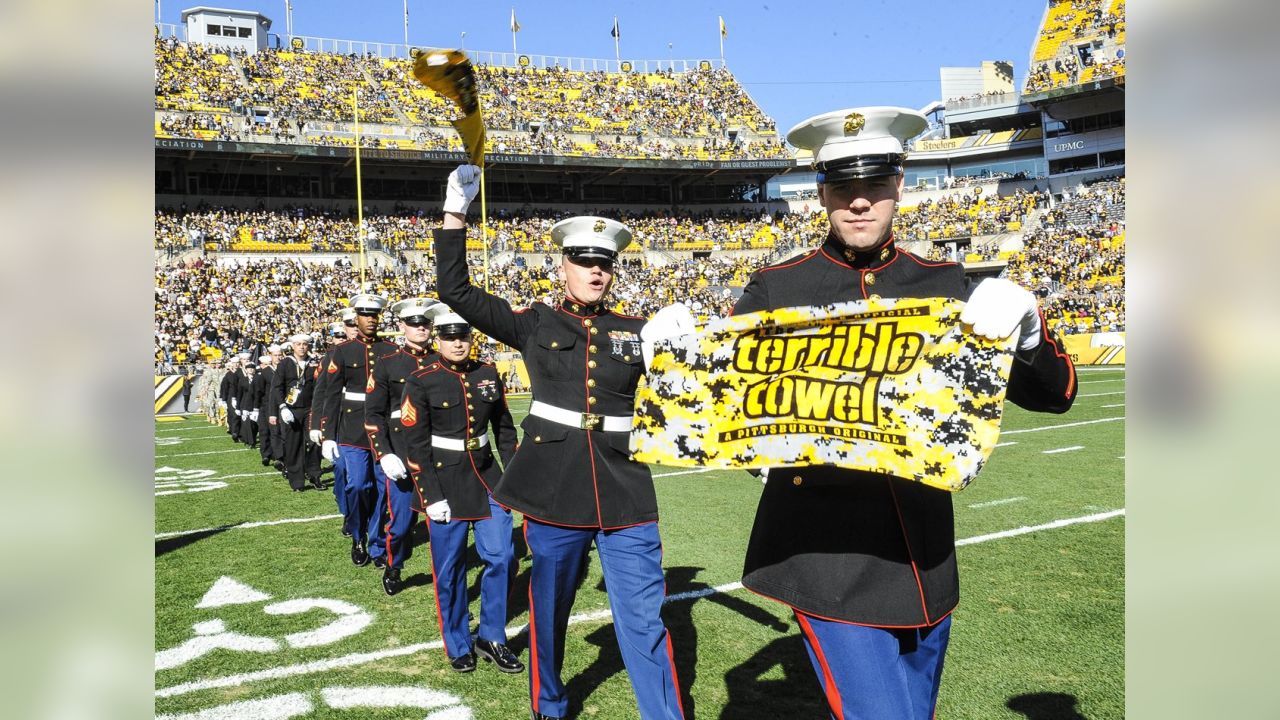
529, 400, 632, 432
343, 391, 366, 401
431, 434, 490, 451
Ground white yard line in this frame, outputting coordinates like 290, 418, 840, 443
967, 496, 1028, 509
652, 468, 716, 479
1076, 366, 1125, 373
1101, 403, 1125, 408
1079, 379, 1125, 385
156, 426, 228, 434
155, 508, 1125, 699
156, 515, 343, 540
156, 448, 256, 459
1001, 416, 1123, 435
994, 441, 1018, 448
1042, 446, 1085, 454
1080, 391, 1125, 397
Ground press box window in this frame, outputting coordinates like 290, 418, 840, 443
206, 24, 221, 35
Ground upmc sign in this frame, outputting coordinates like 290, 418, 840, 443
1043, 127, 1124, 159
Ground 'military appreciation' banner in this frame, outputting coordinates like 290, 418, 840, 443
630, 298, 1016, 492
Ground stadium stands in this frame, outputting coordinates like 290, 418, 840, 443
153, 39, 787, 161
1025, 0, 1126, 93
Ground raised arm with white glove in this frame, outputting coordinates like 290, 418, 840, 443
443, 164, 481, 215
425, 499, 452, 523
379, 454, 408, 481
960, 278, 1043, 354
640, 302, 697, 369
321, 440, 340, 463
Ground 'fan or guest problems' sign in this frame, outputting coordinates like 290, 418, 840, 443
630, 298, 1016, 492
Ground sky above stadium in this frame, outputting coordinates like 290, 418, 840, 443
158, 0, 1046, 135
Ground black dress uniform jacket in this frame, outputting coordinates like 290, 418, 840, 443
435, 227, 656, 528
364, 345, 437, 463
400, 358, 518, 520
256, 366, 276, 419
732, 233, 1077, 627
271, 355, 317, 417
317, 335, 397, 447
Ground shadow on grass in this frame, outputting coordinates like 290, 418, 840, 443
719, 634, 827, 720
155, 526, 230, 557
1007, 692, 1088, 720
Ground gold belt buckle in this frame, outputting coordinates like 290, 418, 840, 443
580, 413, 603, 431
465, 437, 482, 450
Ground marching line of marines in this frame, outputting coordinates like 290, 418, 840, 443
195, 106, 1077, 720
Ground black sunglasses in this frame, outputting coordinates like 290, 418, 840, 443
402, 317, 430, 328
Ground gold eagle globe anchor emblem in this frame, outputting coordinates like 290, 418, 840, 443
593, 219, 607, 233
843, 112, 865, 135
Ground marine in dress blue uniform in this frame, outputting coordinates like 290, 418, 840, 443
399, 305, 523, 673
363, 297, 441, 594
312, 314, 359, 528
732, 107, 1078, 720
316, 293, 397, 566
435, 171, 686, 720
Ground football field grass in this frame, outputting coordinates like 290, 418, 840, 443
155, 366, 1124, 719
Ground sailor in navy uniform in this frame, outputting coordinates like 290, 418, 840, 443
221, 355, 242, 440
435, 169, 690, 720
399, 304, 523, 673
363, 297, 440, 594
312, 313, 359, 529
733, 107, 1078, 719
271, 333, 321, 492
316, 293, 397, 566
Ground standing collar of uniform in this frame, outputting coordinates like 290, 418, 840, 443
560, 298, 607, 317
821, 231, 899, 270
404, 344, 432, 357
355, 333, 377, 345
441, 358, 473, 374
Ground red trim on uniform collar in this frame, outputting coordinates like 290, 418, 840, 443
558, 298, 606, 317
821, 232, 899, 271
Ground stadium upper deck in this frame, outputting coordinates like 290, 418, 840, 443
153, 35, 786, 163
1024, 0, 1126, 95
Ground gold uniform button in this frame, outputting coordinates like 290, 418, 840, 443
467, 404, 474, 410
587, 379, 596, 388
534, 435, 542, 442
551, 341, 559, 348
868, 294, 882, 301
442, 401, 449, 407
624, 355, 631, 361
589, 346, 598, 354
792, 476, 803, 486
436, 462, 443, 468
583, 319, 593, 327
587, 396, 597, 405
865, 272, 876, 285
588, 360, 597, 368
464, 382, 470, 388
466, 392, 473, 398
589, 327, 599, 335
469, 415, 476, 421
345, 408, 352, 413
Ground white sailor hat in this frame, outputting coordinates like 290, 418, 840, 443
787, 106, 928, 181
288, 332, 311, 344
328, 322, 346, 338
390, 296, 441, 323
348, 293, 389, 315
267, 343, 281, 352
550, 216, 632, 261
339, 306, 357, 324
238, 352, 251, 360
259, 355, 271, 365
430, 303, 471, 337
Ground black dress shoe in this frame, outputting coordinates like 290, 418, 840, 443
273, 460, 286, 472
309, 476, 324, 490
382, 566, 402, 595
262, 457, 271, 466
351, 539, 370, 567
341, 521, 353, 538
373, 555, 386, 569
475, 639, 524, 673
449, 651, 477, 673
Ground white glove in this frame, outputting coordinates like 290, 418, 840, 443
250, 410, 259, 422
960, 278, 1043, 353
280, 406, 295, 424
379, 454, 408, 480
231, 398, 238, 410
760, 467, 770, 485
322, 440, 340, 463
640, 302, 697, 369
443, 164, 481, 215
426, 499, 452, 523
309, 429, 323, 444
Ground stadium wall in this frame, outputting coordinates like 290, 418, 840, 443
1062, 333, 1126, 366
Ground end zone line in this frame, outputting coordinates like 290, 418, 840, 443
154, 508, 1125, 699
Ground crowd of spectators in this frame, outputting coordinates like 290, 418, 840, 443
1026, 0, 1126, 93
893, 188, 1043, 242
154, 39, 787, 161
